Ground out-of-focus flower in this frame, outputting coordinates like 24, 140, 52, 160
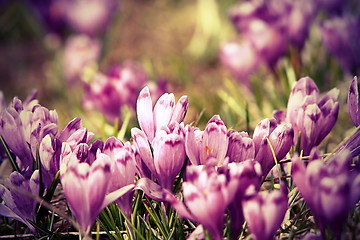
63, 0, 118, 36
220, 40, 259, 87
321, 16, 360, 74
103, 137, 136, 219
253, 118, 293, 177
242, 184, 288, 240
318, 0, 348, 14
226, 130, 255, 163
131, 122, 186, 190
63, 35, 100, 83
221, 160, 262, 239
60, 141, 134, 236
292, 149, 360, 238
136, 86, 188, 142
185, 115, 228, 166
286, 77, 339, 155
348, 76, 359, 126
0, 171, 39, 233
83, 61, 148, 124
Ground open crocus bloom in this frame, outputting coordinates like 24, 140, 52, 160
136, 86, 188, 143
292, 149, 360, 238
348, 76, 359, 127
185, 115, 229, 166
60, 142, 134, 236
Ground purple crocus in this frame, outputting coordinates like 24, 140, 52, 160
0, 170, 39, 233
131, 122, 186, 190
252, 118, 294, 177
348, 76, 359, 127
60, 141, 134, 236
242, 184, 288, 240
321, 16, 360, 74
185, 115, 229, 166
136, 86, 188, 143
292, 149, 360, 238
103, 137, 136, 219
83, 61, 148, 124
63, 35, 101, 83
226, 130, 255, 163
286, 77, 339, 155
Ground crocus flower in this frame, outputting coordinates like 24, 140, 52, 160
131, 122, 186, 190
60, 141, 134, 236
253, 118, 294, 177
185, 115, 228, 166
0, 92, 58, 173
63, 0, 118, 36
292, 149, 360, 238
136, 86, 188, 142
103, 137, 136, 219
348, 76, 359, 127
220, 40, 259, 87
242, 184, 288, 240
321, 16, 360, 74
221, 160, 263, 239
63, 35, 101, 83
226, 130, 255, 163
286, 77, 339, 155
83, 61, 148, 124
0, 170, 39, 233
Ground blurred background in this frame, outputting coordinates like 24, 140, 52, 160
0, 0, 359, 140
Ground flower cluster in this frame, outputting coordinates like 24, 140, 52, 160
0, 75, 359, 239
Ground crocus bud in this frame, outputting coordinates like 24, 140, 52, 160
103, 137, 136, 219
185, 115, 228, 166
153, 123, 186, 190
226, 130, 255, 163
348, 76, 359, 126
286, 77, 339, 155
253, 118, 294, 177
242, 184, 288, 240
136, 86, 188, 142
0, 171, 39, 233
292, 149, 360, 238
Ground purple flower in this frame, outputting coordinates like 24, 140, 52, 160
321, 16, 360, 74
83, 61, 148, 124
226, 130, 255, 163
286, 77, 339, 155
0, 171, 39, 233
185, 115, 229, 166
175, 165, 238, 240
103, 137, 136, 219
63, 35, 101, 83
292, 149, 360, 238
63, 0, 118, 36
0, 92, 58, 173
242, 184, 288, 240
253, 118, 294, 177
348, 76, 359, 127
220, 40, 259, 87
131, 122, 186, 190
60, 141, 134, 236
222, 160, 262, 239
136, 86, 188, 142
